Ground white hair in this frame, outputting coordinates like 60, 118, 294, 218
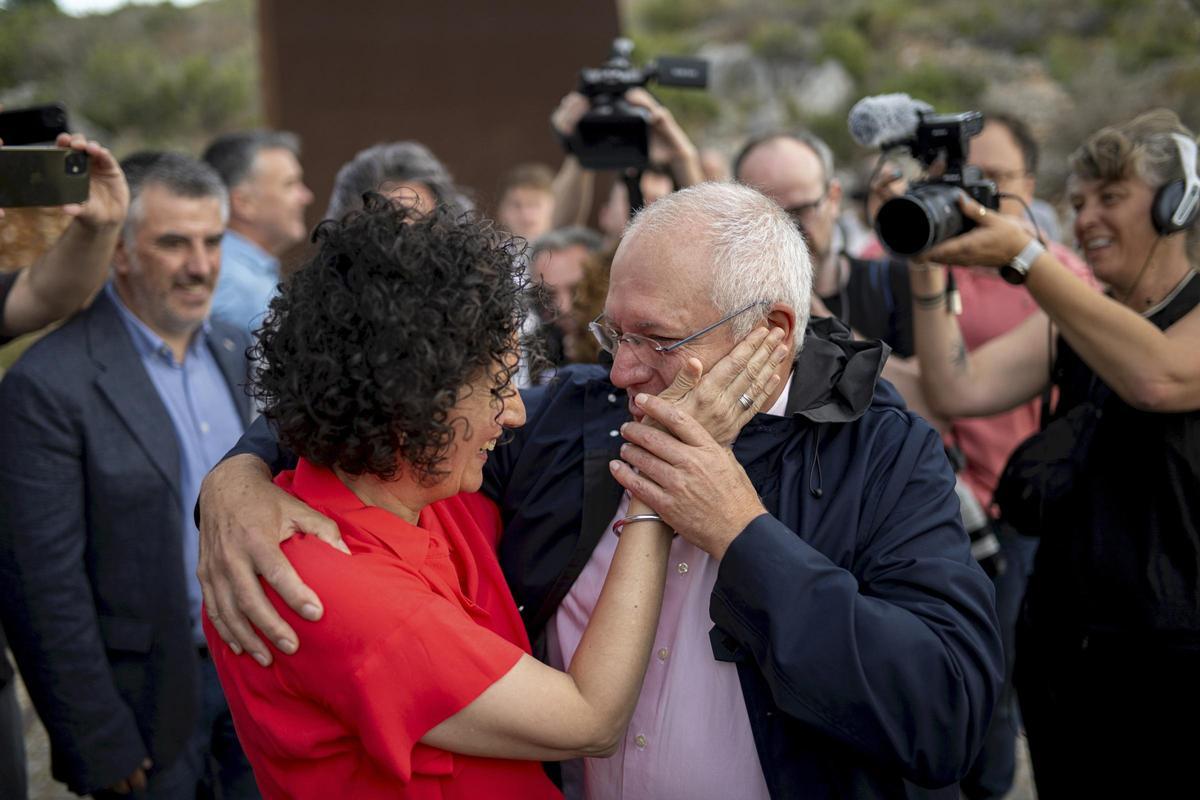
623, 181, 812, 340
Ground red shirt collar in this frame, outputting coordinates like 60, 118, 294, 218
280, 458, 435, 568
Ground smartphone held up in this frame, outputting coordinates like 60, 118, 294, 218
0, 103, 91, 208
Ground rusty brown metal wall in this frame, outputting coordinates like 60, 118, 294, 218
256, 1, 620, 242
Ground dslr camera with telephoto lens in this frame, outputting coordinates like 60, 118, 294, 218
874, 110, 1000, 257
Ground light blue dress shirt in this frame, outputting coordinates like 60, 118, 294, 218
108, 284, 245, 642
210, 229, 280, 339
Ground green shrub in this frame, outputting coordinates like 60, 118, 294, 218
818, 22, 869, 81
655, 85, 722, 129
636, 0, 729, 34
1046, 33, 1093, 83
749, 21, 809, 61
0, 2, 67, 88
878, 61, 986, 112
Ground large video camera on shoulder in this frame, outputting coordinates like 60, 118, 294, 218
564, 38, 708, 171
848, 95, 999, 257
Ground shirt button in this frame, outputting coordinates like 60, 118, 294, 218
677, 562, 689, 575
199, 422, 210, 434
607, 393, 617, 403
634, 734, 647, 749
609, 429, 619, 437
657, 647, 669, 662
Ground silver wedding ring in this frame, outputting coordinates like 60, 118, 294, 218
738, 392, 754, 410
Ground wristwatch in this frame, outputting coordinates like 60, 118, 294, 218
1000, 238, 1046, 285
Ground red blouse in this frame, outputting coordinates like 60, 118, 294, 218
204, 459, 561, 800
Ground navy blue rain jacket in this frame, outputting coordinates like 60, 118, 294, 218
483, 318, 1003, 799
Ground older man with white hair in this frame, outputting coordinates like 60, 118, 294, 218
197, 182, 1002, 799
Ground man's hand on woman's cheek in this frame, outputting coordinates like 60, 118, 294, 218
613, 395, 767, 560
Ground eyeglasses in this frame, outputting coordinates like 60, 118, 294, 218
980, 168, 1030, 186
588, 300, 767, 358
784, 189, 828, 222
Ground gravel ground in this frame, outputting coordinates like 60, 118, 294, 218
15, 675, 71, 800
13, 661, 1037, 800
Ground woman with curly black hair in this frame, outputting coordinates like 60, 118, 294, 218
203, 196, 778, 800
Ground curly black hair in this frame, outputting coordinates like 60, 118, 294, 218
251, 194, 530, 483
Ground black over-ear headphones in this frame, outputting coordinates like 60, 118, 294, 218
1152, 133, 1200, 235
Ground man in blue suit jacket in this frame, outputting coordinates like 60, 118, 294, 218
0, 133, 130, 800
0, 154, 258, 798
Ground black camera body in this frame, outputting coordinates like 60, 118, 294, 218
567, 38, 708, 171
874, 111, 1000, 257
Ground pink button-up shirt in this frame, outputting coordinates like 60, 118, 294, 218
549, 382, 793, 800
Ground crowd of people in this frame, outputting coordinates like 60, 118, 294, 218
0, 73, 1196, 800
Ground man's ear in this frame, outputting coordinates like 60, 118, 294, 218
765, 303, 798, 349
112, 236, 132, 278
827, 178, 844, 214
228, 182, 256, 223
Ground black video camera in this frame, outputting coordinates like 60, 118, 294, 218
874, 111, 999, 257
565, 38, 708, 171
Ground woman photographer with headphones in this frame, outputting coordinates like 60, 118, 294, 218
907, 109, 1200, 797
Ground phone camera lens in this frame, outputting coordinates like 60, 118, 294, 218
64, 151, 87, 175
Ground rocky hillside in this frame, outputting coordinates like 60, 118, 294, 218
2, 0, 1198, 200
623, 0, 1200, 198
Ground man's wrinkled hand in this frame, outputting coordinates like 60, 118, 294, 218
655, 325, 787, 445
106, 758, 152, 795
611, 397, 767, 560
197, 455, 347, 667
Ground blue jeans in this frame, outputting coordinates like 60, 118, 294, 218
93, 650, 258, 800
961, 525, 1038, 800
